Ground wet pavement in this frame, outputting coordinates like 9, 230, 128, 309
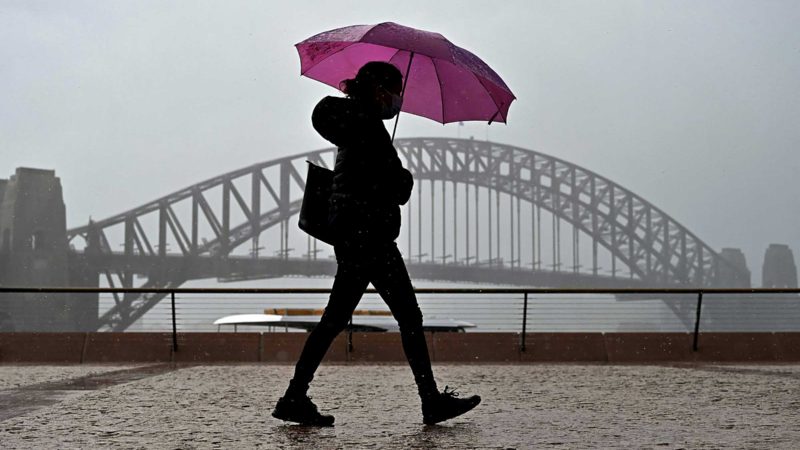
0, 365, 179, 422
0, 365, 148, 391
0, 363, 798, 449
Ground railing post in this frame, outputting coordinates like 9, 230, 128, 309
520, 292, 528, 352
692, 291, 703, 352
171, 291, 178, 352
347, 317, 353, 354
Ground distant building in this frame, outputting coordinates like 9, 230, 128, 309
762, 244, 798, 288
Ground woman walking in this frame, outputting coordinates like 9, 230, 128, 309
272, 61, 480, 426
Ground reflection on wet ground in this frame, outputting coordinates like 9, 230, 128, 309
1, 363, 799, 449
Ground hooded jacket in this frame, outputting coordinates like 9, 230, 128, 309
312, 96, 413, 243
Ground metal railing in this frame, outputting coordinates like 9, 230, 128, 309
1, 287, 799, 354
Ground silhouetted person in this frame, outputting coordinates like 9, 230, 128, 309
272, 61, 480, 426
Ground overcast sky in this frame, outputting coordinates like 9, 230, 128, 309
2, 0, 799, 281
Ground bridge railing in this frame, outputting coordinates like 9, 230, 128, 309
1, 287, 799, 354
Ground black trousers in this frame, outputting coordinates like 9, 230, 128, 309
288, 239, 438, 398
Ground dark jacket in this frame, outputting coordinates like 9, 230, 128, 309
312, 96, 413, 243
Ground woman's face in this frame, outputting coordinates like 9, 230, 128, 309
374, 80, 403, 119
376, 80, 401, 104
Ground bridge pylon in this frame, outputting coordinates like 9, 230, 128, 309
0, 168, 98, 331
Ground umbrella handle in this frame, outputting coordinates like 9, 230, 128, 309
391, 52, 415, 143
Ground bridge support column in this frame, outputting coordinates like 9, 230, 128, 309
67, 252, 100, 331
0, 168, 97, 331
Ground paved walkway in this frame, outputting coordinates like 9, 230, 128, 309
1, 363, 798, 449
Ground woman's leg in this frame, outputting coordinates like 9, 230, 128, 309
370, 242, 438, 399
368, 242, 482, 424
286, 244, 370, 396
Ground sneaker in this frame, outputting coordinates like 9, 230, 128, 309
422, 386, 481, 425
271, 394, 335, 426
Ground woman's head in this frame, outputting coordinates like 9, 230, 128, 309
340, 61, 403, 119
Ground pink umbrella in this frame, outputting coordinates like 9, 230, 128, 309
295, 22, 516, 131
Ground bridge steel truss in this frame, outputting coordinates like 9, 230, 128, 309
66, 138, 747, 331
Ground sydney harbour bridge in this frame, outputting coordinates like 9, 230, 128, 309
57, 138, 750, 332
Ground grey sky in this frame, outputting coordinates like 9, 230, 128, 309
2, 0, 799, 281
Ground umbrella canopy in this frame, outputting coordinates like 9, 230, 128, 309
295, 22, 516, 124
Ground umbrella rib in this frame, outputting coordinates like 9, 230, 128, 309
387, 47, 405, 74
473, 72, 507, 123
432, 57, 446, 124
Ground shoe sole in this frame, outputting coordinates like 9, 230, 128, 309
423, 397, 482, 425
272, 410, 334, 427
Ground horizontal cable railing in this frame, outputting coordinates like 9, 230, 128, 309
1, 287, 799, 353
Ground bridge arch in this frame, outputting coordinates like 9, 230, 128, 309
396, 139, 727, 286
66, 138, 747, 330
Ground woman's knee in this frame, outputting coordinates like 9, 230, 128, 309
317, 309, 351, 334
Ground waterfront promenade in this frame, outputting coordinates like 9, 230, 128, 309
1, 363, 798, 449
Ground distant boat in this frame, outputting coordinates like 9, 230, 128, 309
213, 308, 476, 332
